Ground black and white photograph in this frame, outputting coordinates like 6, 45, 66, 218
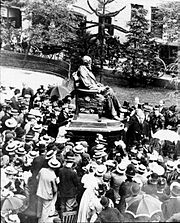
0, 0, 179, 222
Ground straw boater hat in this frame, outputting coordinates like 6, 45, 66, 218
65, 151, 75, 163
32, 124, 42, 132
73, 144, 85, 154
27, 150, 39, 159
95, 164, 107, 177
137, 164, 147, 174
176, 162, 180, 174
93, 151, 107, 159
6, 141, 17, 152
40, 135, 53, 144
10, 109, 19, 116
116, 162, 127, 174
104, 160, 116, 167
48, 158, 61, 169
166, 160, 174, 172
25, 132, 35, 142
45, 150, 55, 160
4, 213, 20, 223
15, 147, 26, 156
24, 94, 31, 99
5, 118, 18, 129
5, 166, 18, 175
131, 159, 139, 168
170, 182, 180, 197
29, 109, 42, 117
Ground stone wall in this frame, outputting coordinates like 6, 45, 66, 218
0, 50, 70, 79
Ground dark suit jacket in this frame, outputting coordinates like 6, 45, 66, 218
95, 207, 124, 223
126, 115, 150, 147
31, 154, 46, 178
162, 197, 180, 220
58, 166, 79, 198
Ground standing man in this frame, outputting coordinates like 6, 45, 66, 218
36, 158, 60, 223
77, 55, 122, 120
58, 151, 79, 217
126, 109, 150, 150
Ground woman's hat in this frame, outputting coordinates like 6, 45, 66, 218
32, 124, 42, 132
95, 164, 107, 177
45, 150, 55, 160
5, 166, 18, 175
116, 162, 126, 174
6, 141, 17, 152
48, 158, 61, 169
100, 196, 109, 208
73, 144, 85, 154
5, 118, 18, 129
15, 147, 26, 155
170, 182, 180, 197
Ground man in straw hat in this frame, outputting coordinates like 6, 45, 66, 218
36, 158, 60, 223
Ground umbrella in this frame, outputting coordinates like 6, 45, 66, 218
50, 85, 69, 100
125, 193, 162, 218
1, 194, 26, 214
152, 129, 180, 142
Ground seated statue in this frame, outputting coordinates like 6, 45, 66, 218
75, 55, 122, 121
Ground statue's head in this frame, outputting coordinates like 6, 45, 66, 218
82, 55, 92, 65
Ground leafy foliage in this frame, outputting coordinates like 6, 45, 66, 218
157, 1, 180, 43
121, 8, 161, 86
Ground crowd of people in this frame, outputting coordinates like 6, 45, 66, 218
0, 78, 180, 223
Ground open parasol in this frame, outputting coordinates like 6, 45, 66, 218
1, 194, 27, 215
125, 193, 162, 218
152, 129, 180, 143
50, 85, 69, 100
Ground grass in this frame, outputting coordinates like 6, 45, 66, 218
110, 85, 179, 108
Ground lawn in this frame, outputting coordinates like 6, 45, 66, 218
111, 85, 179, 108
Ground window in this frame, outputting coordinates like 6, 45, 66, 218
99, 16, 113, 36
131, 4, 143, 18
151, 7, 163, 38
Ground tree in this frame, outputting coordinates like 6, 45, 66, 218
121, 7, 161, 87
157, 1, 180, 43
1, 0, 79, 55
